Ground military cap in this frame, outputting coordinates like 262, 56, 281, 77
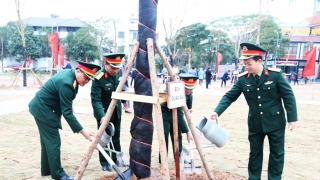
179, 73, 199, 89
103, 53, 125, 68
76, 60, 101, 80
239, 43, 266, 60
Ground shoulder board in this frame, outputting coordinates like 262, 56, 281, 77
95, 72, 104, 80
238, 71, 248, 78
73, 80, 77, 89
268, 67, 281, 72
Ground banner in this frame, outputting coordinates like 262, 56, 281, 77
28, 56, 32, 67
302, 47, 317, 77
59, 44, 64, 67
215, 52, 223, 74
48, 32, 59, 66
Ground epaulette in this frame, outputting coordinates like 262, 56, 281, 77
73, 80, 77, 89
268, 67, 281, 72
238, 71, 248, 78
95, 72, 104, 80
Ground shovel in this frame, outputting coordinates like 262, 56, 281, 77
94, 137, 132, 180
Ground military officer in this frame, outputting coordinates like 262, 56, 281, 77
91, 53, 128, 172
209, 43, 297, 180
29, 61, 101, 180
160, 73, 197, 160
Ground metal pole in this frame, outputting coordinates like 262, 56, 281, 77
274, 30, 279, 68
1, 37, 3, 73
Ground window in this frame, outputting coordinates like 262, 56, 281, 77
67, 27, 79, 32
289, 43, 298, 55
133, 32, 138, 40
118, 32, 125, 38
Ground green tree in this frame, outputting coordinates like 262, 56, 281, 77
62, 27, 98, 62
6, 22, 42, 61
175, 23, 210, 71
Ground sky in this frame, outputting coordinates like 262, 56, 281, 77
0, 0, 315, 37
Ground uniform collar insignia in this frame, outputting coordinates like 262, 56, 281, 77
264, 69, 269, 76
264, 81, 273, 85
104, 73, 108, 79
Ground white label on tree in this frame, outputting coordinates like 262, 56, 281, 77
166, 82, 185, 109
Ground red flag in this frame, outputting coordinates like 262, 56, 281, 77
48, 32, 59, 66
86, 57, 88, 63
302, 47, 317, 77
215, 52, 223, 74
59, 44, 64, 67
28, 56, 32, 66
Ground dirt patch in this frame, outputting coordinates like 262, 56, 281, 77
100, 167, 246, 180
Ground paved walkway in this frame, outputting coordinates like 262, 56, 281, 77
0, 82, 319, 115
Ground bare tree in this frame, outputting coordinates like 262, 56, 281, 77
15, 0, 28, 86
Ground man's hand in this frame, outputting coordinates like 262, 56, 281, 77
209, 112, 219, 120
122, 102, 128, 110
288, 122, 296, 132
81, 129, 93, 141
186, 132, 193, 143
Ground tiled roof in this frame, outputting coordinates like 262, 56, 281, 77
22, 17, 86, 27
305, 13, 320, 25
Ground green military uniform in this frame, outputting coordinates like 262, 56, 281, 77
29, 61, 100, 179
214, 43, 297, 180
161, 93, 191, 155
91, 67, 125, 166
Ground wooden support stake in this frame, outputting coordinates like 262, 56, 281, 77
172, 108, 180, 180
156, 41, 215, 180
146, 38, 170, 180
74, 42, 140, 180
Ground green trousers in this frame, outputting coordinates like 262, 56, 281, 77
34, 118, 66, 179
97, 114, 121, 166
248, 128, 285, 180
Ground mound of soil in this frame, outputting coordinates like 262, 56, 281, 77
100, 167, 246, 180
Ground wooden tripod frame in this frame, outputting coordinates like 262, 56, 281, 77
10, 61, 43, 88
75, 39, 214, 180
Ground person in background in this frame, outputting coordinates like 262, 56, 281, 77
293, 73, 299, 85
130, 68, 136, 87
205, 68, 212, 89
91, 53, 128, 172
29, 61, 101, 180
231, 69, 239, 85
221, 70, 230, 87
178, 67, 186, 75
121, 58, 132, 113
189, 67, 197, 76
63, 59, 72, 69
198, 68, 205, 86
160, 73, 196, 162
209, 43, 297, 180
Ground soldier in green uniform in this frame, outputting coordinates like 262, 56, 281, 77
91, 53, 128, 172
209, 43, 297, 180
29, 61, 101, 180
160, 73, 197, 160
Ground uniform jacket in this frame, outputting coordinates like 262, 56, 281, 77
214, 67, 297, 133
28, 69, 82, 133
161, 94, 192, 133
91, 67, 124, 121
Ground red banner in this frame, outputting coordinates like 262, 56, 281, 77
48, 32, 59, 66
302, 47, 317, 77
59, 44, 64, 67
28, 56, 32, 67
215, 52, 223, 74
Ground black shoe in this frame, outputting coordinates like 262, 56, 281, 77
59, 174, 73, 180
102, 165, 112, 172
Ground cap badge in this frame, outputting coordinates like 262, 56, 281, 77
115, 56, 121, 60
188, 79, 194, 82
243, 46, 248, 51
92, 68, 98, 72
